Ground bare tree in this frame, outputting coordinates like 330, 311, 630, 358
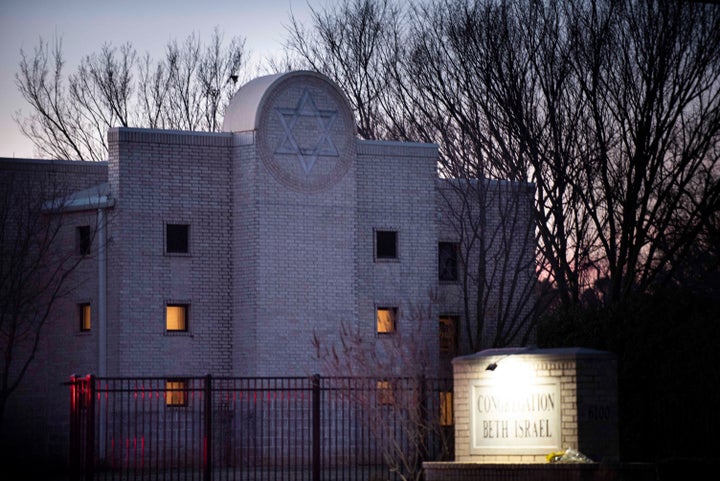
566, 0, 720, 302
14, 38, 105, 161
289, 0, 544, 352
15, 28, 247, 161
0, 169, 98, 428
290, 0, 720, 318
287, 0, 402, 139
421, 0, 720, 307
437, 179, 540, 350
162, 28, 246, 132
312, 295, 452, 481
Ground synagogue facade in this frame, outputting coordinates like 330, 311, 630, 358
0, 71, 535, 466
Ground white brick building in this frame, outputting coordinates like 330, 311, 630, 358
0, 71, 535, 468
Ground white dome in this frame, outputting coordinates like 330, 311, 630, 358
223, 70, 357, 193
222, 70, 355, 134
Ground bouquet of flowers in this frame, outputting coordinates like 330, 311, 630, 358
547, 447, 593, 463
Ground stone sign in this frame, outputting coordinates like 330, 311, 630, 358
452, 347, 619, 463
471, 380, 561, 455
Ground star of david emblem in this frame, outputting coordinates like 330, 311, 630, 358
274, 90, 339, 174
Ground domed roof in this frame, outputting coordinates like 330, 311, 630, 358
222, 73, 282, 132
222, 70, 355, 134
222, 70, 357, 193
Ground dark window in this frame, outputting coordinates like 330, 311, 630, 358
77, 226, 91, 256
439, 315, 458, 355
439, 242, 459, 281
376, 230, 397, 259
79, 303, 91, 331
166, 224, 189, 254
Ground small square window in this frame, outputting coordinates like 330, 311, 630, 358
166, 379, 188, 407
166, 304, 188, 332
375, 230, 397, 260
439, 242, 459, 281
377, 307, 397, 334
77, 226, 91, 256
166, 224, 189, 254
376, 380, 395, 406
439, 315, 458, 354
79, 303, 91, 331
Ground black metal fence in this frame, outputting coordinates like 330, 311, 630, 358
68, 375, 453, 481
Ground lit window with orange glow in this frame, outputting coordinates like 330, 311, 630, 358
166, 304, 188, 332
166, 380, 187, 406
376, 380, 395, 406
377, 307, 397, 334
439, 391, 453, 426
79, 303, 91, 331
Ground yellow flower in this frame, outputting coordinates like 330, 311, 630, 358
546, 451, 565, 463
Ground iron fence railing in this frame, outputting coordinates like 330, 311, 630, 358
68, 375, 453, 481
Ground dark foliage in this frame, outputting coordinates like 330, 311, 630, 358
538, 288, 720, 462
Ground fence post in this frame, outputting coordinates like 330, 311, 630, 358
204, 374, 213, 481
418, 374, 428, 463
85, 375, 95, 481
68, 376, 79, 481
312, 374, 321, 481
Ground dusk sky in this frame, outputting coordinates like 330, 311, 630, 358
0, 0, 330, 159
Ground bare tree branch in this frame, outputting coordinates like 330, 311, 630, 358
14, 29, 248, 160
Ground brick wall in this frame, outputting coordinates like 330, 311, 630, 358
232, 135, 359, 376
356, 140, 441, 376
229, 72, 443, 378
107, 128, 234, 377
0, 70, 539, 470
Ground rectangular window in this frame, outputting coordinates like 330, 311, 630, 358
439, 315, 458, 355
166, 379, 188, 407
439, 391, 453, 426
375, 230, 397, 260
166, 224, 189, 254
166, 304, 188, 332
77, 225, 91, 256
376, 380, 395, 406
79, 303, 91, 331
377, 307, 397, 334
439, 242, 459, 281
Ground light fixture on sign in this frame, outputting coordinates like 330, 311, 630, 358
484, 346, 537, 372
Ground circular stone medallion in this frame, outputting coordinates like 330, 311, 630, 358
256, 74, 356, 193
